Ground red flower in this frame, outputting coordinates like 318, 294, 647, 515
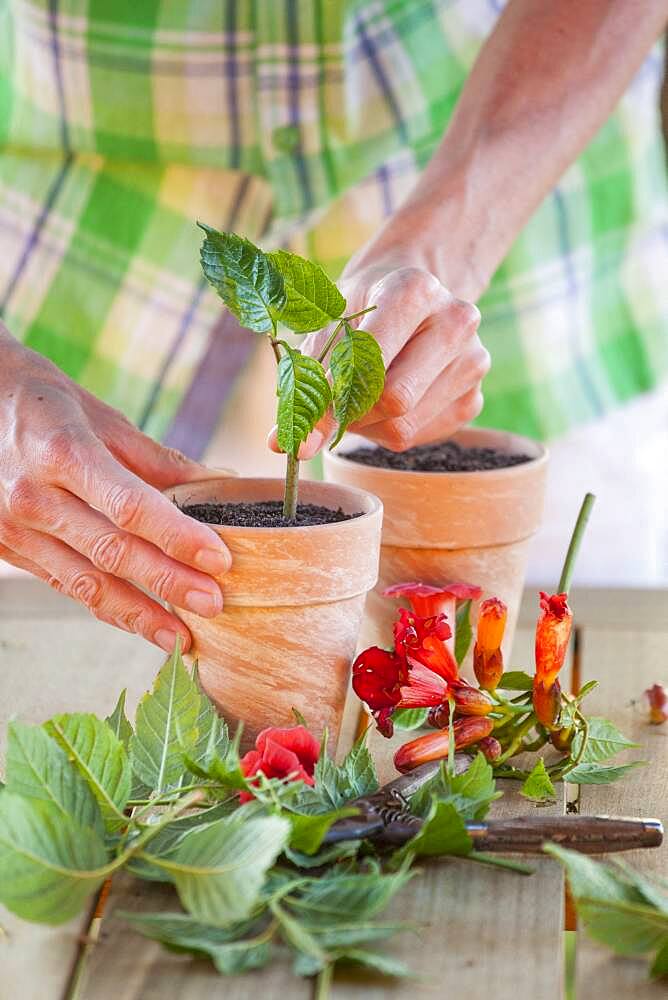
352, 645, 409, 736
644, 683, 668, 725
394, 717, 495, 773
474, 597, 507, 692
535, 592, 572, 687
393, 608, 458, 682
239, 725, 320, 802
384, 580, 482, 656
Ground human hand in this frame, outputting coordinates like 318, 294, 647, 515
0, 327, 232, 653
268, 258, 488, 458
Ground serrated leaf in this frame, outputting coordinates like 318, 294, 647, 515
198, 225, 285, 333
5, 721, 102, 834
394, 800, 472, 862
284, 840, 360, 869
311, 735, 378, 811
546, 845, 668, 958
571, 716, 640, 764
268, 249, 345, 333
186, 690, 229, 776
391, 708, 429, 731
119, 911, 273, 975
273, 900, 329, 967
330, 329, 385, 448
410, 754, 499, 822
276, 346, 331, 458
105, 689, 133, 749
455, 600, 473, 665
131, 644, 201, 794
521, 758, 556, 803
0, 793, 108, 924
288, 809, 356, 855
146, 812, 289, 927
335, 948, 411, 978
499, 671, 534, 691
45, 713, 131, 832
567, 761, 646, 784
290, 864, 414, 927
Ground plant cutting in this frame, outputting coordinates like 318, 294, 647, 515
197, 224, 386, 520
165, 227, 389, 744
323, 424, 549, 663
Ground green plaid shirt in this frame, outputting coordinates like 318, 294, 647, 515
1, 1, 667, 454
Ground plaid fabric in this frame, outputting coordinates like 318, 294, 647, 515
0, 1, 667, 452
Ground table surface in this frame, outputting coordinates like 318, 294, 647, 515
1, 580, 666, 1000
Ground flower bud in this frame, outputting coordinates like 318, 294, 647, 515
426, 684, 492, 728
473, 598, 507, 691
478, 735, 502, 761
394, 716, 494, 773
535, 592, 572, 687
644, 683, 668, 725
550, 726, 574, 752
532, 678, 561, 730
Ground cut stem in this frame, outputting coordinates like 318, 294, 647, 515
557, 493, 596, 594
283, 453, 300, 520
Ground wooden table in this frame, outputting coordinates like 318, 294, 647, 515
1, 580, 666, 1000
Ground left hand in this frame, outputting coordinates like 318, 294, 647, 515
268, 257, 489, 458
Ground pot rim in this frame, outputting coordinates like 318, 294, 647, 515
166, 476, 383, 535
323, 426, 548, 482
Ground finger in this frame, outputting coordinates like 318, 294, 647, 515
0, 541, 53, 583
1, 526, 192, 653
6, 483, 224, 617
356, 303, 482, 427
358, 385, 485, 452
266, 425, 329, 460
40, 429, 232, 576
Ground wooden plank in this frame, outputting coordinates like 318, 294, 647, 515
76, 874, 310, 1000
0, 597, 164, 1000
330, 627, 566, 998
575, 628, 668, 998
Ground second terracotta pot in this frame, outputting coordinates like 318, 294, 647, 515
323, 428, 548, 669
167, 477, 382, 748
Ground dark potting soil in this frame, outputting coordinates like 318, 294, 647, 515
344, 440, 532, 473
180, 500, 360, 528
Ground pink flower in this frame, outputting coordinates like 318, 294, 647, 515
239, 725, 320, 802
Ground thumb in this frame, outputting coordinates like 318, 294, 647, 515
266, 411, 338, 461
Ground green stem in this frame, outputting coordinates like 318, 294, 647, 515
495, 716, 538, 765
283, 453, 300, 520
557, 493, 596, 594
315, 963, 333, 1000
557, 710, 590, 778
316, 318, 345, 364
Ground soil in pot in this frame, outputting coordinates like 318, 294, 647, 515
344, 439, 532, 473
180, 500, 360, 528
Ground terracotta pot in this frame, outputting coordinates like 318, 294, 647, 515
323, 428, 548, 670
166, 477, 382, 748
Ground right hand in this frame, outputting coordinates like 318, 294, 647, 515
0, 326, 232, 653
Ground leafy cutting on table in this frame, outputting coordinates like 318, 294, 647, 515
198, 226, 386, 519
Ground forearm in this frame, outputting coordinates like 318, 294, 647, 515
353, 0, 667, 301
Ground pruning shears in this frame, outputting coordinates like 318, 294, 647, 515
322, 755, 664, 854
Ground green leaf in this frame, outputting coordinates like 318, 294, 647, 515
198, 225, 285, 333
334, 948, 411, 978
454, 600, 473, 666
571, 717, 640, 764
268, 249, 345, 333
567, 761, 646, 784
276, 345, 331, 458
546, 845, 668, 957
521, 758, 556, 803
311, 735, 379, 810
105, 689, 133, 749
330, 328, 385, 448
0, 793, 108, 924
130, 644, 201, 794
410, 754, 500, 822
394, 800, 472, 862
119, 911, 272, 975
5, 721, 102, 834
651, 939, 668, 978
290, 863, 414, 927
499, 671, 534, 691
147, 812, 289, 927
312, 923, 407, 950
391, 708, 429, 731
273, 900, 329, 967
186, 687, 229, 776
45, 713, 131, 832
288, 809, 356, 855
284, 840, 360, 869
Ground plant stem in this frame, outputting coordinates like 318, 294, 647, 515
315, 963, 333, 1000
316, 319, 345, 364
558, 711, 590, 778
283, 453, 300, 520
495, 716, 537, 765
557, 493, 596, 594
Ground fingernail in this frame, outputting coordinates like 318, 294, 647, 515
195, 547, 231, 574
185, 588, 223, 617
155, 629, 182, 653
